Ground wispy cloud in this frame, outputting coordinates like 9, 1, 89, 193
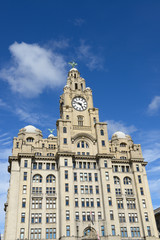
15, 107, 40, 125
0, 42, 67, 98
148, 96, 160, 115
77, 40, 103, 70
0, 99, 8, 107
106, 120, 137, 138
0, 148, 12, 160
74, 18, 85, 27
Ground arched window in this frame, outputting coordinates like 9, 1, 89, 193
46, 175, 56, 183
26, 137, 34, 142
81, 83, 83, 90
114, 176, 120, 185
120, 142, 127, 147
100, 129, 104, 136
47, 153, 54, 157
123, 177, 132, 185
84, 227, 96, 237
77, 115, 83, 126
63, 127, 67, 133
33, 174, 42, 183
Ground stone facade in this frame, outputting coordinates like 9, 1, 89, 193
4, 68, 159, 240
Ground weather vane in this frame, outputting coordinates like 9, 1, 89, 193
48, 129, 54, 134
68, 61, 78, 68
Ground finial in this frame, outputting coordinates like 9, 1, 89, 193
68, 61, 78, 68
48, 129, 54, 134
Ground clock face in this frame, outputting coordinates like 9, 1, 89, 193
72, 97, 87, 111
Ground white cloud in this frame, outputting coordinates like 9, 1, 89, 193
0, 148, 12, 160
0, 99, 7, 107
77, 41, 103, 70
15, 107, 40, 124
147, 165, 160, 173
106, 120, 137, 138
143, 143, 160, 163
148, 178, 160, 198
74, 18, 85, 26
0, 42, 67, 98
148, 96, 160, 114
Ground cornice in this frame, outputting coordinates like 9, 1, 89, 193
96, 153, 114, 159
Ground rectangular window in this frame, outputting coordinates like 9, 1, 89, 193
97, 198, 100, 207
101, 140, 105, 146
111, 225, 115, 236
46, 163, 50, 170
20, 228, 24, 239
32, 213, 42, 224
21, 213, 25, 223
66, 226, 70, 237
31, 228, 41, 240
23, 185, 27, 194
64, 138, 67, 144
86, 198, 89, 207
138, 175, 142, 183
65, 196, 69, 206
65, 170, 68, 179
24, 160, 28, 168
32, 198, 42, 209
136, 164, 140, 171
82, 212, 86, 221
127, 199, 136, 209
129, 213, 138, 223
119, 213, 125, 222
121, 227, 128, 237
79, 162, 82, 168
98, 212, 102, 220
125, 188, 133, 195
33, 162, 37, 169
74, 173, 77, 181
96, 185, 99, 194
81, 198, 85, 207
131, 227, 140, 237
65, 183, 69, 192
113, 165, 118, 172
104, 160, 107, 168
75, 212, 79, 220
38, 163, 42, 169
91, 198, 94, 207
22, 198, 26, 208
81, 185, 84, 194
23, 172, 27, 181
93, 162, 96, 169
105, 172, 109, 180
89, 173, 92, 181
107, 184, 110, 193
46, 228, 56, 239
142, 199, 146, 208
117, 199, 123, 209
140, 187, 144, 195
108, 197, 112, 206
66, 210, 70, 220
75, 198, 78, 207
145, 212, 149, 221
89, 185, 93, 194
101, 226, 105, 236
147, 226, 151, 236
115, 188, 121, 195
110, 210, 114, 220
46, 198, 56, 209
64, 159, 68, 166
94, 173, 98, 181
74, 185, 78, 194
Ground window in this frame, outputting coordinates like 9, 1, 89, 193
115, 188, 121, 195
131, 227, 140, 237
63, 138, 67, 144
64, 159, 68, 166
93, 162, 96, 169
46, 228, 56, 239
79, 162, 82, 168
114, 176, 120, 184
46, 213, 56, 223
21, 213, 25, 223
127, 199, 136, 209
100, 129, 104, 135
86, 198, 89, 207
32, 213, 42, 224
120, 142, 126, 147
119, 213, 125, 222
126, 166, 129, 172
78, 116, 83, 126
123, 177, 132, 185
27, 137, 34, 142
16, 142, 19, 148
46, 187, 55, 195
66, 210, 70, 220
121, 166, 125, 172
74, 173, 77, 181
101, 226, 105, 236
117, 199, 123, 209
65, 183, 69, 192
125, 188, 133, 195
89, 173, 92, 181
84, 173, 87, 181
108, 197, 112, 206
66, 115, 69, 120
81, 83, 83, 90
33, 162, 37, 169
75, 198, 78, 207
66, 226, 70, 237
65, 170, 68, 179
46, 198, 56, 209
113, 165, 118, 172
23, 185, 27, 194
110, 210, 114, 220
32, 198, 42, 209
38, 163, 42, 169
129, 213, 138, 223
138, 175, 142, 183
23, 172, 27, 181
111, 225, 115, 236
22, 198, 26, 208
97, 198, 100, 207
46, 163, 50, 170
63, 127, 67, 133
24, 160, 28, 168
101, 140, 105, 146
140, 187, 144, 195
81, 185, 84, 194
32, 187, 42, 194
65, 196, 69, 206
42, 143, 44, 148
31, 228, 41, 239
75, 212, 79, 220
81, 198, 85, 207
91, 198, 94, 207
121, 227, 128, 237
46, 175, 55, 183
75, 83, 78, 89
94, 173, 98, 181
74, 185, 78, 194
145, 212, 149, 221
93, 117, 96, 123
107, 184, 110, 193
136, 164, 140, 171
105, 172, 109, 180
89, 185, 93, 194
104, 160, 107, 168
20, 228, 24, 239
147, 226, 151, 236
33, 174, 42, 183
96, 185, 99, 194
87, 162, 90, 169
142, 199, 146, 208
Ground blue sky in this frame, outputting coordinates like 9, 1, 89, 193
0, 0, 160, 233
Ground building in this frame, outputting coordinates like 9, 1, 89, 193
4, 67, 159, 240
154, 207, 160, 238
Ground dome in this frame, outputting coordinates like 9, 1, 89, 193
48, 134, 54, 138
69, 68, 78, 71
24, 125, 38, 133
112, 131, 126, 139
